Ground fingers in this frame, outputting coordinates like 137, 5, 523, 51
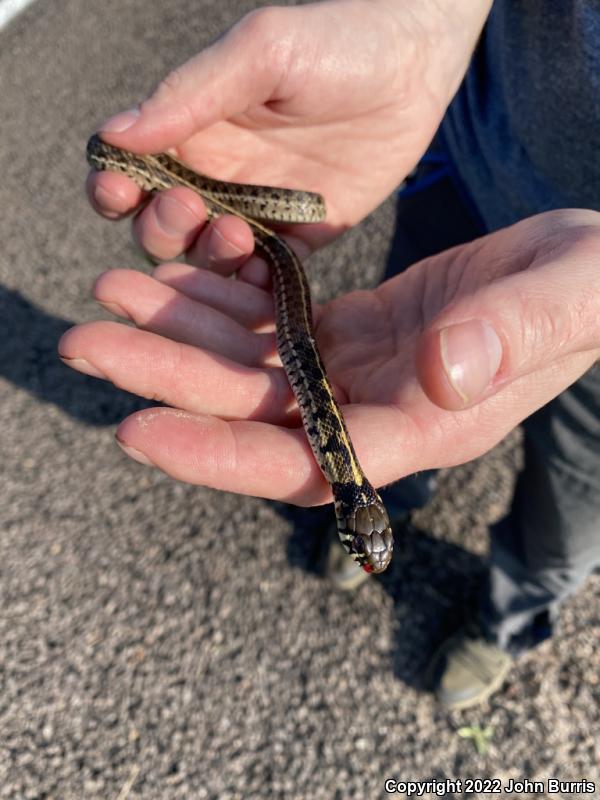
86, 170, 145, 220
92, 269, 274, 363
184, 215, 254, 274
113, 402, 416, 507
58, 321, 292, 426
416, 211, 600, 410
129, 195, 254, 267
88, 167, 257, 268
86, 166, 206, 239
86, 175, 209, 261
151, 263, 274, 329
131, 188, 207, 261
115, 409, 324, 505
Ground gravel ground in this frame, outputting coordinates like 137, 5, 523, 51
1, 1, 598, 798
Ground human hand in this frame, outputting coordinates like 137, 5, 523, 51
59, 210, 600, 506
86, 0, 492, 263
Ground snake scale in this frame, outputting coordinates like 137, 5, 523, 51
86, 134, 393, 573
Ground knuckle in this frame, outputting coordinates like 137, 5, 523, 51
153, 65, 186, 101
234, 6, 290, 70
237, 6, 281, 39
517, 279, 592, 360
521, 212, 600, 355
535, 210, 600, 261
566, 219, 600, 261
143, 67, 197, 130
521, 299, 570, 354
215, 417, 239, 478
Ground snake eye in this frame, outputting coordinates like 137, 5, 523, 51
352, 535, 366, 554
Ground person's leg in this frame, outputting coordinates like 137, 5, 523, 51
432, 364, 600, 708
482, 364, 600, 652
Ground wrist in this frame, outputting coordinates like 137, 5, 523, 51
374, 0, 493, 110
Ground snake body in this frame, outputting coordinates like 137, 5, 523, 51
86, 134, 393, 573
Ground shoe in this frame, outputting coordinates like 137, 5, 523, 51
381, 470, 438, 515
324, 522, 371, 591
428, 620, 513, 710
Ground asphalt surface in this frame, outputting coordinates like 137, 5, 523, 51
1, 1, 599, 798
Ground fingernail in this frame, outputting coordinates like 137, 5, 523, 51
439, 320, 503, 404
116, 438, 154, 467
100, 108, 141, 133
156, 195, 203, 237
59, 356, 107, 380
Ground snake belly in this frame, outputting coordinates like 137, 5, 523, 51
86, 134, 393, 573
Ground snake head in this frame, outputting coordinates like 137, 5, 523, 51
336, 502, 393, 574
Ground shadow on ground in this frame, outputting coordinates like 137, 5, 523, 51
282, 503, 485, 692
0, 285, 151, 425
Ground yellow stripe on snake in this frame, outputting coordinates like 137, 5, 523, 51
87, 134, 393, 573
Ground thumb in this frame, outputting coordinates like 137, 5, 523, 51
416, 221, 600, 411
95, 8, 291, 152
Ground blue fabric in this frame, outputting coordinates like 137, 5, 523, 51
441, 1, 600, 232
398, 166, 450, 198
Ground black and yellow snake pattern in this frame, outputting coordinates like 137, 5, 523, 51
86, 134, 393, 573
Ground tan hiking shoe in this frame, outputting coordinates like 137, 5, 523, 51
428, 621, 513, 709
324, 523, 371, 591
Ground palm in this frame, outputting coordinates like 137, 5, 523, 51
314, 289, 402, 407
172, 105, 431, 238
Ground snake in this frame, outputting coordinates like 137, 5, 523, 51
86, 134, 393, 574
